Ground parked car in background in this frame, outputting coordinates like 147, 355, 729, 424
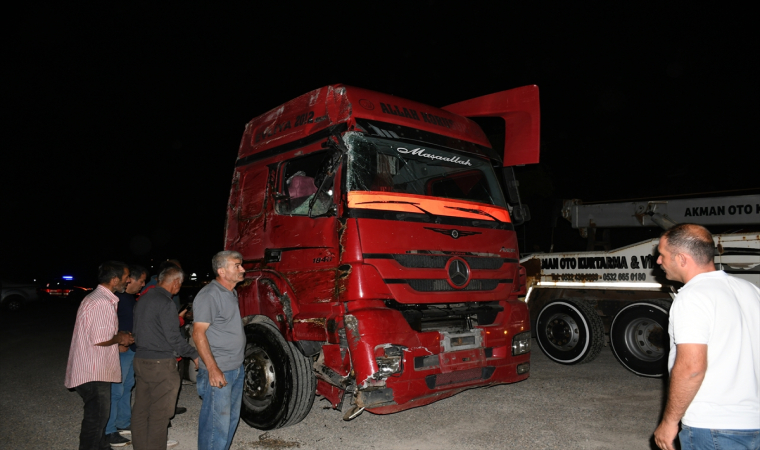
39, 278, 93, 303
1, 280, 40, 311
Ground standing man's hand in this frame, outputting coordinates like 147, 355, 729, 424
654, 420, 679, 450
193, 321, 227, 388
654, 344, 707, 450
96, 330, 134, 347
192, 357, 199, 370
116, 330, 134, 346
209, 366, 227, 389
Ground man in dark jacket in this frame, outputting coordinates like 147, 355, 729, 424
132, 265, 199, 449
104, 264, 147, 447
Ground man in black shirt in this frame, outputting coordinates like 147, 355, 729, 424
132, 265, 199, 449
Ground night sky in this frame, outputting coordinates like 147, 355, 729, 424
4, 3, 757, 285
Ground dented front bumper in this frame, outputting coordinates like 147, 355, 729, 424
343, 300, 530, 414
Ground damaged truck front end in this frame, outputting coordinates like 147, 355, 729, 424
339, 299, 532, 418
225, 84, 539, 429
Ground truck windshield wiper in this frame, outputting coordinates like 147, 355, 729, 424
444, 205, 503, 224
357, 200, 439, 223
308, 133, 347, 218
308, 162, 339, 218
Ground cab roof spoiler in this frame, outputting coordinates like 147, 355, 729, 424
442, 85, 540, 167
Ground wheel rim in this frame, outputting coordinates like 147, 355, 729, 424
622, 318, 665, 361
543, 313, 580, 350
244, 345, 276, 409
6, 299, 22, 311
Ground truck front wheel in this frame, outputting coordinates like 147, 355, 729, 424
610, 301, 670, 377
536, 300, 604, 365
240, 321, 316, 430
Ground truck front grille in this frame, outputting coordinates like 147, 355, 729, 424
364, 253, 511, 270
408, 279, 501, 292
385, 279, 505, 292
393, 254, 505, 270
384, 300, 504, 331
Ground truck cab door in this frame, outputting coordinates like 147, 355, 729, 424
266, 149, 342, 306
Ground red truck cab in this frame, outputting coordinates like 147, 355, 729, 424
225, 84, 540, 429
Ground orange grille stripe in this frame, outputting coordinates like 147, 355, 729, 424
347, 191, 511, 223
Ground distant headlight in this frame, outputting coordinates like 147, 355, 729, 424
512, 331, 531, 356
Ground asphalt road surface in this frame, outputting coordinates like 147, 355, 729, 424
0, 299, 665, 450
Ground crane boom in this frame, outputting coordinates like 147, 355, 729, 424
562, 194, 760, 230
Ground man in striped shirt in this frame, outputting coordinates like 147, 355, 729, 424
65, 261, 135, 450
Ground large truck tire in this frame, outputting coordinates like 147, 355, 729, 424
610, 301, 670, 377
536, 299, 604, 365
241, 321, 316, 430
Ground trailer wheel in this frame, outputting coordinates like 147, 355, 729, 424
536, 299, 604, 365
610, 301, 670, 377
240, 321, 316, 430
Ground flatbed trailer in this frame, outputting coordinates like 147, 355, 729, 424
521, 194, 760, 376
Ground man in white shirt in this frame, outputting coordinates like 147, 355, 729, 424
653, 224, 760, 450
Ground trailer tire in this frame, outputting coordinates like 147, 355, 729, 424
610, 301, 670, 377
240, 321, 316, 430
536, 299, 604, 365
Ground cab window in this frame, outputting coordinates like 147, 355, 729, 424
276, 150, 336, 216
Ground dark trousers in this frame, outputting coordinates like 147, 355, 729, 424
74, 381, 111, 450
175, 358, 185, 410
132, 358, 180, 450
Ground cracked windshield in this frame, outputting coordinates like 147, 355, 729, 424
344, 132, 507, 215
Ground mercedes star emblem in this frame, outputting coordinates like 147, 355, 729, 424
448, 258, 470, 287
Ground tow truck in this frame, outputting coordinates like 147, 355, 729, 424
521, 194, 760, 377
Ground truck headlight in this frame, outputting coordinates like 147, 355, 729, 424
375, 344, 405, 378
512, 331, 531, 356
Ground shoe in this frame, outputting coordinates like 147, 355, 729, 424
116, 427, 131, 437
174, 406, 187, 415
166, 439, 178, 448
107, 432, 131, 447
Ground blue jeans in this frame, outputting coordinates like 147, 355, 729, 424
105, 349, 135, 434
680, 425, 760, 450
197, 365, 245, 450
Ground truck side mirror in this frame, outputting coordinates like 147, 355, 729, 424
503, 167, 530, 226
511, 204, 530, 225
